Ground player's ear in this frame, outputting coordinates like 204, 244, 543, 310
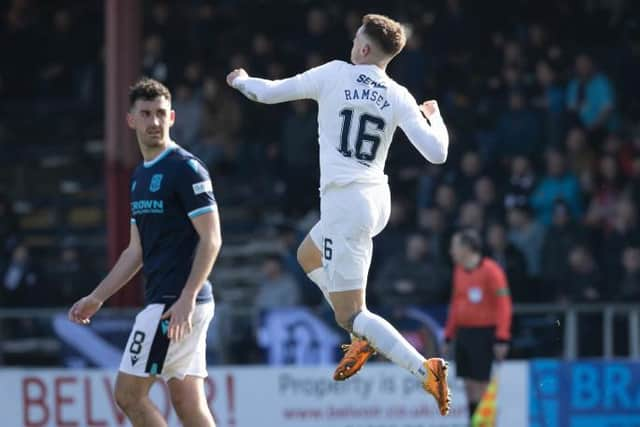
169, 109, 176, 126
126, 112, 135, 129
362, 44, 370, 57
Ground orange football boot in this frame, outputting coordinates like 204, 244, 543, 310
333, 339, 376, 381
422, 358, 452, 416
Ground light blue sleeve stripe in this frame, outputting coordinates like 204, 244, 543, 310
188, 205, 217, 218
130, 218, 136, 224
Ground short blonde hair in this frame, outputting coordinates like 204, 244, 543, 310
362, 14, 406, 57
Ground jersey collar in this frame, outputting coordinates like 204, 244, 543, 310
462, 257, 485, 272
359, 63, 387, 76
143, 142, 176, 168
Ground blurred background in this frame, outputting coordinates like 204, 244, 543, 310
1, 0, 640, 426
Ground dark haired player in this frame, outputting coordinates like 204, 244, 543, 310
69, 78, 220, 427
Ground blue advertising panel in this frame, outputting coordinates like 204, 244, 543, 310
530, 360, 640, 427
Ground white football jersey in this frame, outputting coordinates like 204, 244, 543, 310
233, 60, 448, 192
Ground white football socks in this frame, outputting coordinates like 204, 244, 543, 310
352, 309, 428, 382
307, 268, 334, 310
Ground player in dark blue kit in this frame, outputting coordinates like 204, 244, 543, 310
68, 78, 221, 427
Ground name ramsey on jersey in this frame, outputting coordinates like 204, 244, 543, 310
344, 74, 391, 111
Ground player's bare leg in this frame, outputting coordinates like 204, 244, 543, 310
331, 289, 450, 415
297, 234, 324, 277
115, 372, 167, 427
168, 375, 216, 427
298, 234, 376, 380
328, 288, 376, 380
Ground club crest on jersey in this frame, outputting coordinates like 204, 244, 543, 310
149, 174, 163, 192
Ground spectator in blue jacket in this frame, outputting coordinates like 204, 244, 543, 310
531, 149, 582, 225
566, 54, 616, 138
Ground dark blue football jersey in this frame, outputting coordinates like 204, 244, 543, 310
130, 144, 216, 305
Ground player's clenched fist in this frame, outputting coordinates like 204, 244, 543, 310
419, 100, 440, 118
226, 68, 248, 87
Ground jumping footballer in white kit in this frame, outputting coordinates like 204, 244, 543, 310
227, 13, 451, 416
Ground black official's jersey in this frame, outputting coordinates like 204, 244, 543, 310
130, 143, 216, 305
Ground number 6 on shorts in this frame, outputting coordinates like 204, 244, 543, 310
324, 238, 333, 260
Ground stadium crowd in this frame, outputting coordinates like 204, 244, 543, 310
2, 0, 640, 362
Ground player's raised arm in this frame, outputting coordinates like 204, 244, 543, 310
226, 68, 308, 104
226, 61, 343, 104
398, 97, 449, 164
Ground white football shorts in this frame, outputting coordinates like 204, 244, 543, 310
310, 181, 391, 292
119, 301, 214, 381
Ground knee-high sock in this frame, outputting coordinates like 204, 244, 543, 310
352, 309, 427, 381
307, 268, 333, 310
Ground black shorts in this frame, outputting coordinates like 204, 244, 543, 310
454, 327, 495, 381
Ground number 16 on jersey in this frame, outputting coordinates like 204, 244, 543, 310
339, 109, 386, 162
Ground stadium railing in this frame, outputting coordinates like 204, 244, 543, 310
513, 303, 640, 359
0, 303, 638, 364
